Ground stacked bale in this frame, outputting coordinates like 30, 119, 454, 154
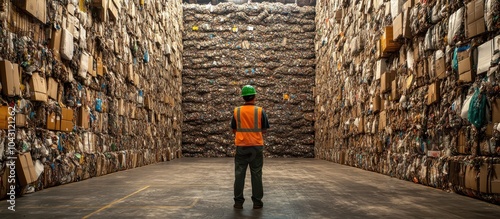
182, 2, 316, 157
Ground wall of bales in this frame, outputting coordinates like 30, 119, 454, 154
182, 2, 316, 157
315, 0, 500, 202
0, 0, 183, 198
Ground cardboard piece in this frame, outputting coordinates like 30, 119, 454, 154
392, 11, 410, 40
391, 80, 399, 100
465, 165, 479, 190
16, 114, 27, 127
458, 129, 467, 154
480, 164, 500, 193
13, 0, 47, 24
373, 95, 381, 113
97, 58, 104, 76
427, 82, 439, 105
0, 106, 9, 129
467, 17, 486, 38
61, 120, 73, 132
61, 108, 74, 121
435, 57, 446, 79
46, 113, 61, 130
492, 99, 500, 123
78, 108, 90, 129
30, 73, 48, 102
0, 60, 21, 97
375, 59, 387, 80
380, 26, 402, 53
49, 28, 62, 61
458, 51, 471, 74
381, 71, 395, 93
16, 152, 38, 186
379, 110, 387, 131
459, 71, 475, 83
47, 77, 58, 100
467, 0, 485, 24
108, 0, 119, 21
358, 116, 365, 133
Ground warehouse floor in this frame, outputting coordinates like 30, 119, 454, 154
1, 158, 499, 219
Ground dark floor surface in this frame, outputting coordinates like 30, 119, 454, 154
0, 158, 499, 219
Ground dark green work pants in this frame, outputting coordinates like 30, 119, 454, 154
234, 146, 264, 206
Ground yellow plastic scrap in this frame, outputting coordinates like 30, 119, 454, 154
192, 25, 199, 31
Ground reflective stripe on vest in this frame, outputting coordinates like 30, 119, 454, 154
236, 106, 261, 132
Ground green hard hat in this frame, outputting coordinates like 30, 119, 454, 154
241, 85, 257, 97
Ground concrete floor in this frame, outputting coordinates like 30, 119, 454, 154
0, 158, 499, 219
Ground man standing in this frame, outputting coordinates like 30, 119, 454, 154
231, 85, 270, 210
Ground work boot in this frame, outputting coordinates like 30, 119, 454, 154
233, 203, 243, 209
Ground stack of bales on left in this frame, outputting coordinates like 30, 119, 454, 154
0, 0, 183, 199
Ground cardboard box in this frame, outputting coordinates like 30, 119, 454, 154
381, 71, 395, 93
97, 59, 104, 76
392, 12, 403, 41
480, 164, 500, 193
47, 77, 58, 100
49, 28, 62, 61
467, 17, 486, 38
458, 52, 471, 74
458, 130, 467, 154
62, 108, 74, 121
380, 26, 402, 53
492, 99, 500, 123
358, 116, 365, 133
435, 57, 446, 79
402, 10, 411, 38
30, 73, 48, 102
459, 71, 475, 83
16, 152, 38, 186
78, 109, 90, 129
427, 82, 439, 105
108, 0, 119, 21
373, 95, 381, 113
391, 80, 399, 100
13, 0, 47, 24
465, 165, 479, 190
392, 11, 410, 40
467, 0, 485, 24
375, 59, 387, 80
46, 113, 61, 130
379, 110, 387, 131
0, 61, 21, 97
16, 113, 27, 127
60, 120, 73, 132
0, 106, 9, 129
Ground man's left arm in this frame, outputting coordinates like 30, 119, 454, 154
231, 115, 237, 134
261, 110, 270, 134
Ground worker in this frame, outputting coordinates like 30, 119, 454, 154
231, 85, 270, 210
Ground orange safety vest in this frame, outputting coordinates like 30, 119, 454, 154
233, 105, 264, 146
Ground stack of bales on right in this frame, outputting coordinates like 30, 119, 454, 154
314, 0, 500, 203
